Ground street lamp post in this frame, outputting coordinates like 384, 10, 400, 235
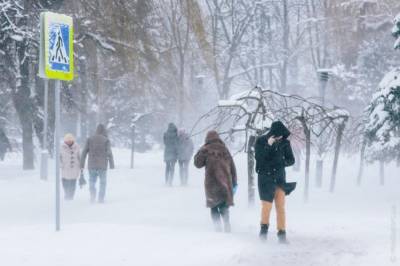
316, 69, 330, 188
318, 70, 329, 106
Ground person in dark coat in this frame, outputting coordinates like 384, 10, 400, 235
194, 130, 238, 233
81, 124, 115, 203
255, 121, 295, 243
163, 123, 179, 186
177, 130, 194, 186
0, 128, 11, 161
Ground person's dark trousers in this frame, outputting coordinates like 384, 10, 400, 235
165, 161, 176, 186
178, 160, 189, 186
0, 151, 5, 161
89, 169, 107, 203
210, 202, 231, 233
62, 178, 77, 200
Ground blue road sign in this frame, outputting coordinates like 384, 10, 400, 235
49, 22, 70, 72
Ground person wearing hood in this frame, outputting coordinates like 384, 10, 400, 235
255, 121, 295, 243
163, 123, 179, 186
60, 134, 81, 200
81, 124, 114, 203
194, 130, 237, 233
177, 129, 194, 186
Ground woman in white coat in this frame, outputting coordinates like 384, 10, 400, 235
60, 134, 81, 200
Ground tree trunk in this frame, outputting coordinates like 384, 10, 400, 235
280, 0, 289, 93
79, 63, 88, 144
298, 116, 310, 202
357, 139, 366, 186
13, 87, 35, 170
247, 135, 256, 207
13, 41, 35, 170
178, 52, 185, 126
304, 129, 311, 202
315, 160, 323, 187
330, 119, 347, 193
21, 114, 34, 170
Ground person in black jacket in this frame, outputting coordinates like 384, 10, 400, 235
255, 121, 295, 243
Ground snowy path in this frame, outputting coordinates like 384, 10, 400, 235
0, 149, 398, 266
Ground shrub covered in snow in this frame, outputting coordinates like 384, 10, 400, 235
365, 13, 400, 162
393, 13, 400, 50
365, 68, 400, 162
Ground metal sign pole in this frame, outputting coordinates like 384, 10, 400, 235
40, 79, 49, 180
55, 79, 61, 231
39, 11, 74, 232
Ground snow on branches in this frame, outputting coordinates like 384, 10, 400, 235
393, 13, 400, 50
364, 14, 400, 163
365, 68, 400, 162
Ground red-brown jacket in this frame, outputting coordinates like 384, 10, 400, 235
194, 131, 237, 208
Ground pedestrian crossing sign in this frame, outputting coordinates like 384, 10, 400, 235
39, 12, 74, 81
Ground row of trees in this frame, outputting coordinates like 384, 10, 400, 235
1, 0, 400, 170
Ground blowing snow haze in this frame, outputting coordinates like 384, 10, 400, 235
1, 1, 400, 266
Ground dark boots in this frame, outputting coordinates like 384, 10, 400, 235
221, 208, 231, 233
259, 224, 269, 240
211, 208, 223, 232
211, 203, 231, 233
260, 225, 288, 243
277, 230, 288, 244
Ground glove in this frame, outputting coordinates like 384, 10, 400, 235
233, 184, 238, 195
79, 170, 87, 188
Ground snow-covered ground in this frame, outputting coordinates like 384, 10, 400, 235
0, 149, 399, 266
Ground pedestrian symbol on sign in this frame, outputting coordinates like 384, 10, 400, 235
49, 23, 70, 72
39, 11, 74, 80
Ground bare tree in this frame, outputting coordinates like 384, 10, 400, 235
191, 86, 350, 203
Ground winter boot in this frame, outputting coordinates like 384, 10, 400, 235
259, 224, 269, 241
211, 208, 222, 232
277, 230, 288, 244
221, 208, 231, 233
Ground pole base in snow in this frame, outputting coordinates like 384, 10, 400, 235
315, 160, 323, 188
40, 151, 48, 180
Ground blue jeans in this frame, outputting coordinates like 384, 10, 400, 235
89, 169, 107, 202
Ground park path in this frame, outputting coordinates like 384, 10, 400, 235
0, 149, 398, 266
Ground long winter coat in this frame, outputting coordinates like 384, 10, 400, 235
194, 131, 237, 208
60, 142, 81, 180
255, 121, 295, 202
163, 123, 179, 162
81, 125, 115, 170
177, 132, 194, 162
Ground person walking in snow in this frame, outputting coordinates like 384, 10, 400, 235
255, 121, 295, 243
177, 129, 194, 186
81, 124, 114, 203
0, 128, 11, 161
194, 130, 237, 233
163, 123, 179, 186
60, 134, 81, 200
